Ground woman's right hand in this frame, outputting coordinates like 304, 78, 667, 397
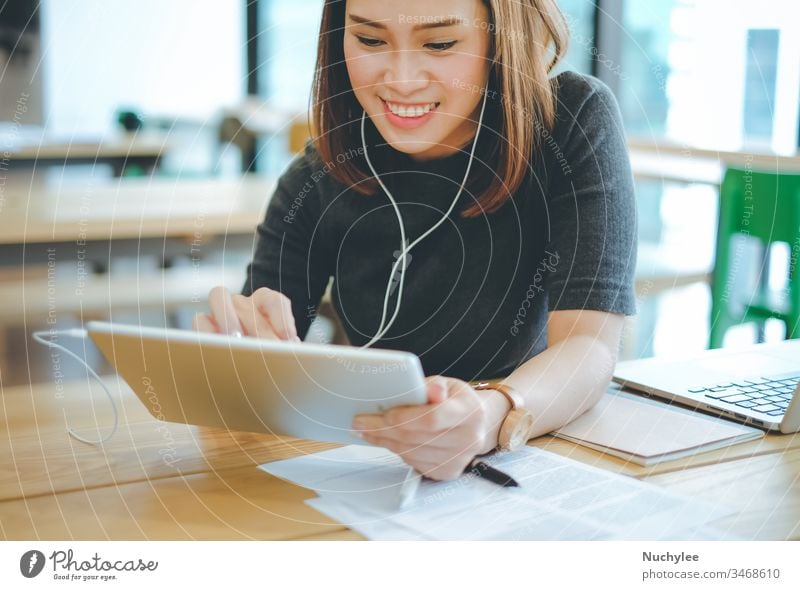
193, 286, 300, 342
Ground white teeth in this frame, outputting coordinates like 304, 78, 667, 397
386, 101, 437, 118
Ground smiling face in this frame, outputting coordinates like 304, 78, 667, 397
343, 0, 492, 161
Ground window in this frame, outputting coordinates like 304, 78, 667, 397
556, 0, 596, 75
616, 0, 800, 152
42, 0, 245, 139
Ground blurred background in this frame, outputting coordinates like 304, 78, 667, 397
1, 0, 799, 388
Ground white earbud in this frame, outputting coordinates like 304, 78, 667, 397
359, 85, 490, 348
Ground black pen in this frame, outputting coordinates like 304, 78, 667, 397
464, 459, 519, 487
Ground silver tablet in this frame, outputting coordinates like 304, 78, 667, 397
87, 321, 427, 445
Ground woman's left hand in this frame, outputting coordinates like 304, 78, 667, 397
352, 376, 509, 481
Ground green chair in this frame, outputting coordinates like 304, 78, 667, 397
709, 167, 800, 348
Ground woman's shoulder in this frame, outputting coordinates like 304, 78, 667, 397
546, 70, 625, 155
289, 140, 353, 192
279, 139, 325, 180
551, 70, 618, 122
271, 140, 339, 198
263, 140, 330, 221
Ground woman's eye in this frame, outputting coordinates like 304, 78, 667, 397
425, 41, 457, 52
354, 35, 455, 52
356, 36, 385, 48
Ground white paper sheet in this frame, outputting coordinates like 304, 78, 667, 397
260, 444, 414, 512
259, 445, 733, 541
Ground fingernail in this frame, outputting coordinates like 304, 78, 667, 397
350, 430, 364, 439
231, 331, 243, 339
293, 335, 301, 343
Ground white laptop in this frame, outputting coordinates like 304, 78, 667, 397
613, 339, 800, 434
87, 321, 427, 444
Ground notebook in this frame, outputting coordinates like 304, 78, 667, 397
553, 387, 763, 466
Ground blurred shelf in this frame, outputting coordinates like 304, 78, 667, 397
0, 175, 276, 245
635, 241, 712, 297
628, 138, 800, 186
4, 131, 171, 176
0, 267, 244, 323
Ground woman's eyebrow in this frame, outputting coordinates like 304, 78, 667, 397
347, 13, 468, 31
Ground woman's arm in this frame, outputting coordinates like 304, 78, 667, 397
490, 309, 625, 439
196, 144, 332, 339
241, 146, 332, 339
495, 74, 635, 437
354, 310, 624, 481
449, 309, 625, 467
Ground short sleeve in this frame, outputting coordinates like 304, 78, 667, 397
544, 73, 637, 316
242, 143, 332, 338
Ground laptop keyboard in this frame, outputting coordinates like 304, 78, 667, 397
688, 374, 800, 417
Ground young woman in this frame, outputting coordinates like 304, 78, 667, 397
196, 0, 636, 481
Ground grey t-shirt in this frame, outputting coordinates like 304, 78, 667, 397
243, 71, 637, 380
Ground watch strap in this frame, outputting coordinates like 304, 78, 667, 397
470, 381, 532, 452
471, 381, 526, 410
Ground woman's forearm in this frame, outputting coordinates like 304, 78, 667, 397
503, 334, 618, 439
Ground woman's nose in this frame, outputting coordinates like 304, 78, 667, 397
382, 49, 430, 97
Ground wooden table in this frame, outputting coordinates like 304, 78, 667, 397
1, 378, 798, 540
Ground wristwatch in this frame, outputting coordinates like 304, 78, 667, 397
471, 381, 534, 451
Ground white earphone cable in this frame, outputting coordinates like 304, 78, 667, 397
359, 85, 490, 347
32, 329, 119, 445
27, 87, 490, 443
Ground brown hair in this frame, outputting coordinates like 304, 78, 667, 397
310, 0, 569, 217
